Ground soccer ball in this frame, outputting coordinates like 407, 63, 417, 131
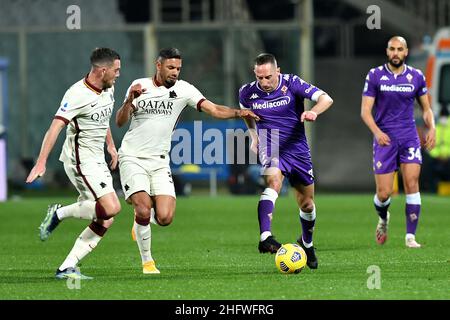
275, 243, 307, 274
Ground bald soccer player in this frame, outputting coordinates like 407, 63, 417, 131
361, 36, 436, 248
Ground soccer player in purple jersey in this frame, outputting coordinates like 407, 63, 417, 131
239, 53, 333, 269
361, 36, 436, 248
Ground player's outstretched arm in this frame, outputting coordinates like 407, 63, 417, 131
418, 94, 436, 151
361, 96, 391, 146
301, 93, 333, 122
26, 118, 66, 183
199, 100, 260, 121
115, 83, 146, 127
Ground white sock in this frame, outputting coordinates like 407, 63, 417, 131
406, 233, 416, 240
299, 206, 316, 221
58, 227, 102, 270
406, 192, 421, 205
135, 208, 159, 225
374, 194, 391, 207
300, 206, 316, 247
260, 231, 272, 242
260, 188, 279, 203
134, 221, 153, 263
302, 239, 313, 248
56, 201, 96, 220
150, 208, 159, 225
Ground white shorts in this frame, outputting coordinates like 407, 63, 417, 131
119, 155, 176, 200
63, 161, 115, 201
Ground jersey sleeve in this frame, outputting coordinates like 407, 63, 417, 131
109, 86, 115, 100
238, 84, 250, 109
362, 69, 377, 97
416, 70, 428, 97
291, 75, 323, 102
55, 88, 89, 124
185, 83, 206, 112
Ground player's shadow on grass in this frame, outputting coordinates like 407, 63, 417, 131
0, 275, 64, 284
316, 245, 371, 252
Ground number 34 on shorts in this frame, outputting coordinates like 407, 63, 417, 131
406, 147, 422, 161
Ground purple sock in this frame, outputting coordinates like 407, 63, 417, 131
406, 204, 421, 234
300, 216, 315, 244
258, 200, 274, 234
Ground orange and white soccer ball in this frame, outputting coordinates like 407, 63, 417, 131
275, 243, 307, 274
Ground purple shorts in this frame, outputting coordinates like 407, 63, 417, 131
261, 152, 314, 187
373, 136, 422, 174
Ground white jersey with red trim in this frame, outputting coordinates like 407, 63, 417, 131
118, 77, 205, 158
55, 77, 115, 164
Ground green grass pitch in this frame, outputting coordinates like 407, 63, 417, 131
0, 194, 449, 300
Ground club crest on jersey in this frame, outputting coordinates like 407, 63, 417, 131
406, 73, 413, 83
60, 102, 68, 112
281, 85, 288, 95
169, 90, 177, 98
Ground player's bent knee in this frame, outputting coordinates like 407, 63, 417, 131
156, 210, 174, 226
134, 204, 151, 219
268, 181, 282, 194
95, 201, 113, 220
301, 201, 315, 213
376, 190, 392, 202
104, 203, 121, 218
113, 201, 121, 215
404, 181, 419, 193
97, 195, 121, 219
107, 201, 121, 217
157, 215, 173, 226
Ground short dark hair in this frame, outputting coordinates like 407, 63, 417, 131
255, 53, 277, 66
90, 48, 120, 67
157, 48, 182, 61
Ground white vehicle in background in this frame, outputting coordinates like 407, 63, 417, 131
425, 27, 450, 117
0, 58, 8, 202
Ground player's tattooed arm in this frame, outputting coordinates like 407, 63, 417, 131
116, 83, 146, 127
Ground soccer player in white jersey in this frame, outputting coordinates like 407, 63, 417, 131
26, 48, 122, 279
116, 48, 259, 274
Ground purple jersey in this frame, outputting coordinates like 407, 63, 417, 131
239, 74, 323, 155
239, 74, 325, 186
362, 64, 428, 139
